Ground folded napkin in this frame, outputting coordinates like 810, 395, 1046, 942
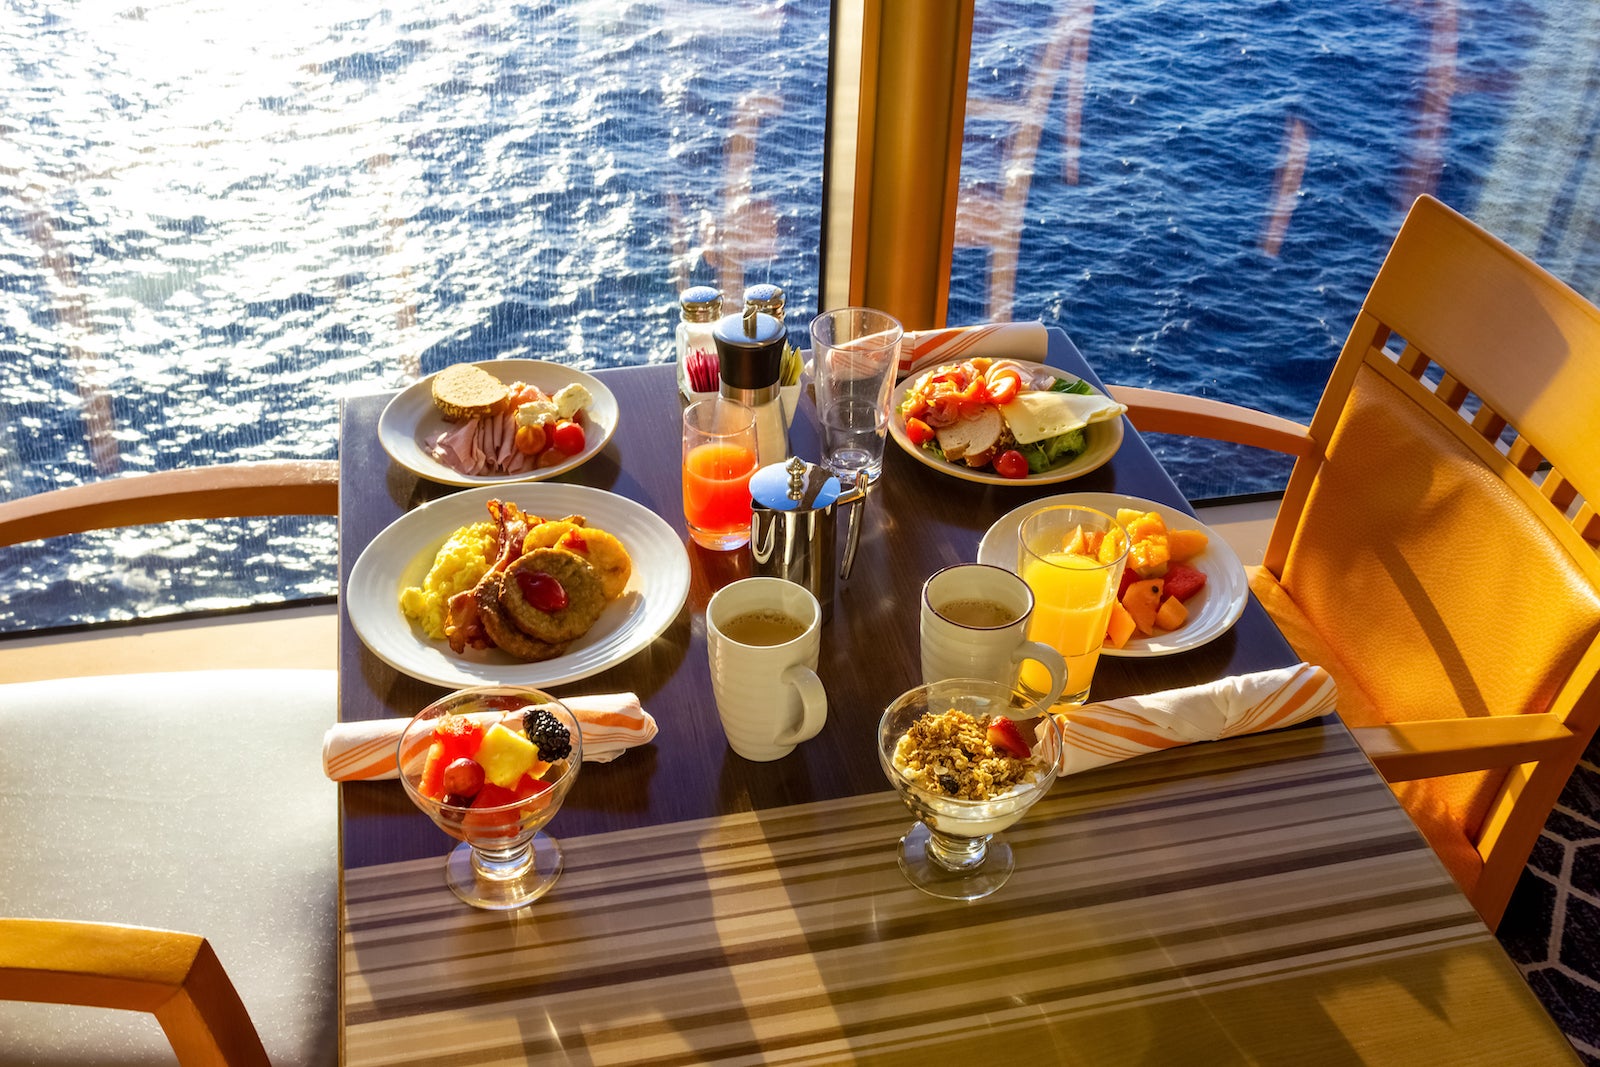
899, 321, 1048, 378
322, 692, 657, 781
1052, 663, 1336, 776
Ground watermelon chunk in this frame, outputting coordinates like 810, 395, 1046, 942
1163, 561, 1207, 603
432, 715, 486, 764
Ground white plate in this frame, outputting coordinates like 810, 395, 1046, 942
887, 364, 1124, 486
378, 360, 619, 487
977, 491, 1248, 657
347, 484, 690, 689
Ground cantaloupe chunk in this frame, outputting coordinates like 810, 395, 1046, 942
1167, 528, 1208, 562
1123, 578, 1164, 635
1154, 595, 1188, 632
1105, 600, 1138, 649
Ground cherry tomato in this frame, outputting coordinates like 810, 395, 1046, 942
514, 423, 547, 455
986, 368, 1021, 406
993, 449, 1030, 479
905, 416, 935, 447
551, 419, 586, 455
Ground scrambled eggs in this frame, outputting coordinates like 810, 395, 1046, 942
399, 520, 497, 639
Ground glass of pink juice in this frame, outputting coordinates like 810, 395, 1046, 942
682, 399, 759, 550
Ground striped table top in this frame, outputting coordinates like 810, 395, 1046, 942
341, 719, 1575, 1065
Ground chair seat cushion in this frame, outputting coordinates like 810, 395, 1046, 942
0, 669, 338, 1066
1249, 567, 1492, 896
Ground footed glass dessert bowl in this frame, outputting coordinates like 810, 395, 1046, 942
878, 678, 1061, 900
398, 685, 582, 910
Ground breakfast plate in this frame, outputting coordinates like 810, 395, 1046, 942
347, 484, 689, 689
977, 491, 1248, 657
887, 363, 1124, 486
378, 360, 619, 488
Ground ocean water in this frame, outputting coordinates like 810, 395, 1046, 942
2, 0, 1597, 634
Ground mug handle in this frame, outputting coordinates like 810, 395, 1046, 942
1011, 641, 1068, 709
774, 665, 828, 746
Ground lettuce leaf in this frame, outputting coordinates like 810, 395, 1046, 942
1017, 428, 1086, 473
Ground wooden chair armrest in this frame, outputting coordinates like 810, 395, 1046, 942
0, 460, 338, 547
0, 918, 269, 1066
1351, 715, 1577, 782
1106, 385, 1316, 457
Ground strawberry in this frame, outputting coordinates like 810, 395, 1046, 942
987, 717, 1032, 759
1163, 561, 1208, 603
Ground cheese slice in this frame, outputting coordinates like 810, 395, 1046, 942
1000, 389, 1127, 444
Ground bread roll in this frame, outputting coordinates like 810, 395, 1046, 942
432, 364, 510, 421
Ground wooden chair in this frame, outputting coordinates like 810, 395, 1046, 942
0, 920, 268, 1066
1107, 194, 1600, 929
0, 459, 340, 1064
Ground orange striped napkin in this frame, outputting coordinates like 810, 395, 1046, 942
1053, 663, 1336, 776
322, 692, 657, 781
899, 321, 1048, 378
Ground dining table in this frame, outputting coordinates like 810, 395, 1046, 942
334, 329, 1576, 1064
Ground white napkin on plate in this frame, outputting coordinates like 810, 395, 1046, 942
899, 321, 1049, 378
1052, 663, 1337, 775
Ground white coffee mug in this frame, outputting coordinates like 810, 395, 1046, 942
920, 563, 1068, 707
706, 577, 828, 761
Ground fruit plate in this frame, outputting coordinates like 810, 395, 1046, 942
378, 360, 619, 488
887, 364, 1124, 486
976, 491, 1248, 658
347, 484, 690, 689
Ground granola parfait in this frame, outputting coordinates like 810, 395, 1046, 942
878, 678, 1061, 901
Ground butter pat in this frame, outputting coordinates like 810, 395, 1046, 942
1000, 389, 1127, 444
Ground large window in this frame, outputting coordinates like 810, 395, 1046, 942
952, 0, 1600, 498
0, 0, 829, 634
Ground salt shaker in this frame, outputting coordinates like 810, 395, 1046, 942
714, 307, 789, 467
677, 286, 722, 399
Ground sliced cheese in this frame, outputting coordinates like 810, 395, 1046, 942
1000, 389, 1127, 444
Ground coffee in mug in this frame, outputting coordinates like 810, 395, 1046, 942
935, 597, 1019, 629
720, 609, 809, 647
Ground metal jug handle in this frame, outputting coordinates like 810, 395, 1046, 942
838, 471, 870, 581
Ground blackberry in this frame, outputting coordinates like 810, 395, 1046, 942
523, 707, 573, 761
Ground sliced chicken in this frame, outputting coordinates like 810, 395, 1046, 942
935, 405, 1004, 466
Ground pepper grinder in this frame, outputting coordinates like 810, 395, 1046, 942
713, 307, 789, 467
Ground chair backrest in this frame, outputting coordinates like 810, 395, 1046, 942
1267, 194, 1600, 920
0, 919, 269, 1066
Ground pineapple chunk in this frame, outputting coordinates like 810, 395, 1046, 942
474, 723, 539, 789
1098, 526, 1129, 565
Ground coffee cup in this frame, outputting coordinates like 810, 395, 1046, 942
706, 577, 827, 761
920, 564, 1068, 707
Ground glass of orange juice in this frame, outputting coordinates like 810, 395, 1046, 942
682, 398, 760, 551
1016, 505, 1128, 706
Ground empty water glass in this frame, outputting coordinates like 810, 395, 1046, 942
809, 307, 903, 482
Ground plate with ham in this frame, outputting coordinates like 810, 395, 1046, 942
888, 359, 1124, 486
378, 360, 619, 487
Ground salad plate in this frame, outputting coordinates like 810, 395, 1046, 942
347, 484, 689, 689
887, 363, 1123, 486
378, 360, 619, 488
976, 491, 1248, 657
